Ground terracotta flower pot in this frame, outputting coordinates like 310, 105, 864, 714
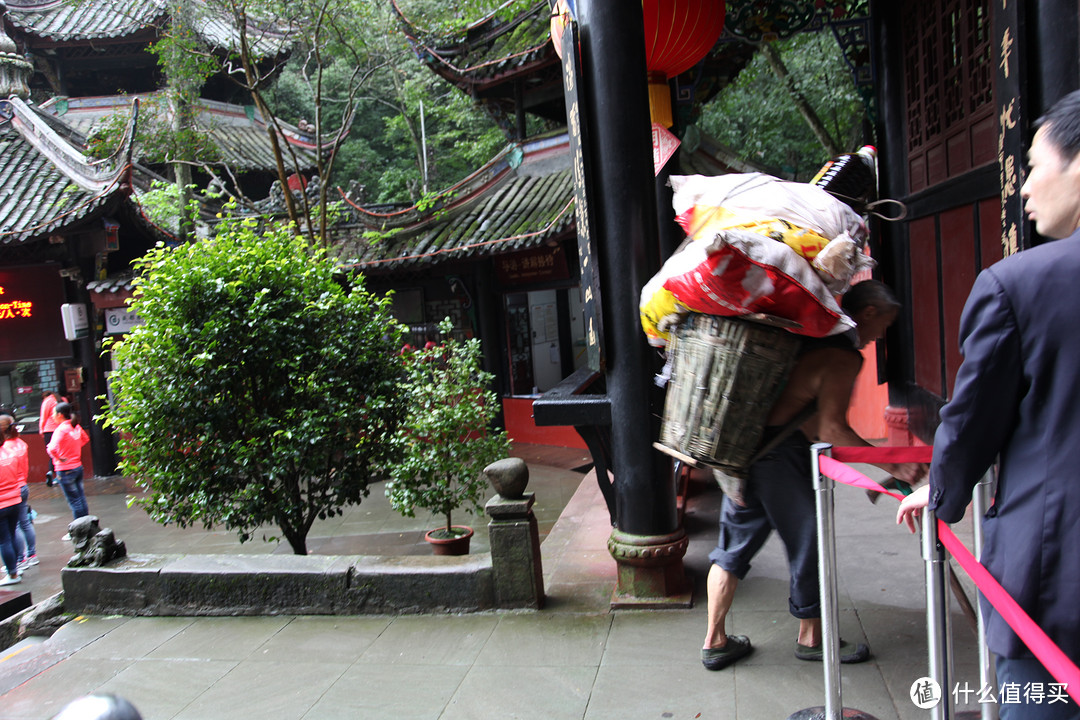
424, 526, 474, 556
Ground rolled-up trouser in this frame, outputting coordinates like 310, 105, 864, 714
708, 429, 820, 619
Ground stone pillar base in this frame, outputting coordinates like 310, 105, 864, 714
486, 492, 545, 609
607, 528, 692, 609
884, 405, 914, 446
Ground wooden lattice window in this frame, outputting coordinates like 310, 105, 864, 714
902, 0, 994, 192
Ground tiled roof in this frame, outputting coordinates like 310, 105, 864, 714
39, 93, 322, 172
4, 0, 165, 42
335, 133, 574, 272
399, 0, 556, 85
0, 96, 135, 245
87, 276, 136, 294
4, 0, 290, 55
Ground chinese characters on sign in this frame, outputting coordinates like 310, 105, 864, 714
104, 307, 144, 334
0, 295, 33, 319
494, 246, 570, 286
559, 19, 604, 371
0, 265, 70, 363
996, 0, 1023, 256
953, 681, 1070, 707
911, 676, 1071, 709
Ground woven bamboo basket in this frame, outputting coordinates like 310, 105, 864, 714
658, 314, 801, 478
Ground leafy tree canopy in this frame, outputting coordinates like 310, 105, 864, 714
699, 31, 869, 181
104, 210, 407, 554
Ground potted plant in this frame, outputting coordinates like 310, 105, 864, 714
386, 317, 511, 555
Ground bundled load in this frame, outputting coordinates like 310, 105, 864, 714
648, 147, 880, 480
641, 148, 878, 348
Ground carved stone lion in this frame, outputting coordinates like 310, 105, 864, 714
67, 516, 127, 568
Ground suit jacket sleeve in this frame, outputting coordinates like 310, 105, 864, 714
929, 268, 1023, 523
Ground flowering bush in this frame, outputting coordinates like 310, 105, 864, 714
385, 317, 510, 538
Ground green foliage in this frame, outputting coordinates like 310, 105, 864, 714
394, 0, 537, 35
103, 212, 407, 554
135, 180, 205, 235
385, 317, 510, 535
86, 95, 220, 165
699, 31, 868, 180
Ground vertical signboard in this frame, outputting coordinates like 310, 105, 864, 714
559, 19, 605, 371
995, 0, 1025, 256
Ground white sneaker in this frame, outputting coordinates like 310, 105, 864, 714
0, 574, 21, 586
61, 534, 71, 542
18, 555, 38, 569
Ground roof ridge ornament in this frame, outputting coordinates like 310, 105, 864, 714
4, 95, 137, 191
0, 0, 33, 99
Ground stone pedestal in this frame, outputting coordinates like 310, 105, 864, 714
485, 492, 545, 609
607, 528, 691, 609
885, 405, 914, 446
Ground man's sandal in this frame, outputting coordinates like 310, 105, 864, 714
795, 639, 871, 664
701, 635, 753, 670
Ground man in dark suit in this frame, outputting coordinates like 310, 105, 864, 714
898, 89, 1080, 719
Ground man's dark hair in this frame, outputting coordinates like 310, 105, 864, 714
842, 279, 900, 315
1035, 89, 1080, 164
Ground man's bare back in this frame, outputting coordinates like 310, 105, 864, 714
766, 342, 924, 483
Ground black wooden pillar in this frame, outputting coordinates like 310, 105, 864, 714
577, 0, 689, 606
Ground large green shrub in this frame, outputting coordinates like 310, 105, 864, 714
104, 214, 405, 554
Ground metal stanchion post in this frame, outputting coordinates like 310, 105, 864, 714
924, 505, 952, 720
971, 470, 999, 720
788, 443, 878, 720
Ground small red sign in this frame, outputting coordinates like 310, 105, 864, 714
495, 245, 570, 287
652, 123, 681, 176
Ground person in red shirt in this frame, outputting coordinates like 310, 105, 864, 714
0, 427, 27, 585
46, 402, 90, 522
38, 389, 61, 484
0, 415, 37, 568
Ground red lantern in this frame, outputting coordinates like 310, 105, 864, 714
550, 0, 571, 60
642, 0, 726, 127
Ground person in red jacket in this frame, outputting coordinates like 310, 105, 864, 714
46, 402, 90, 522
0, 427, 26, 585
38, 389, 62, 484
0, 415, 37, 568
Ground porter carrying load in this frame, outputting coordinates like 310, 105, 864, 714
648, 151, 883, 484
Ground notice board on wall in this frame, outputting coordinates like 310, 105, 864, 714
0, 264, 70, 363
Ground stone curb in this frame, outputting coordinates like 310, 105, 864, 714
61, 552, 501, 616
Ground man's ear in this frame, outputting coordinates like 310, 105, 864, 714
853, 305, 878, 324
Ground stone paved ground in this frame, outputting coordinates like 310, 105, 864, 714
0, 446, 988, 719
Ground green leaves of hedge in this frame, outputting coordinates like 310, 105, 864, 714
104, 215, 405, 554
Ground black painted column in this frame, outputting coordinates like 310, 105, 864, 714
577, 0, 688, 606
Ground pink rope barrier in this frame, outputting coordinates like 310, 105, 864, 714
819, 448, 1080, 704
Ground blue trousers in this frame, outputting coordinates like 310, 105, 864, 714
58, 466, 90, 520
0, 503, 22, 577
708, 430, 820, 619
14, 485, 35, 559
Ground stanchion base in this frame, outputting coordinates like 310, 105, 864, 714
786, 707, 880, 720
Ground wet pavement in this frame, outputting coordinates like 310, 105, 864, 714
0, 444, 986, 719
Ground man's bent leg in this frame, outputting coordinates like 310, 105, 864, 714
700, 493, 770, 670
704, 564, 739, 649
701, 564, 752, 670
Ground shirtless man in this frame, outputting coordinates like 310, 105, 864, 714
701, 279, 926, 670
